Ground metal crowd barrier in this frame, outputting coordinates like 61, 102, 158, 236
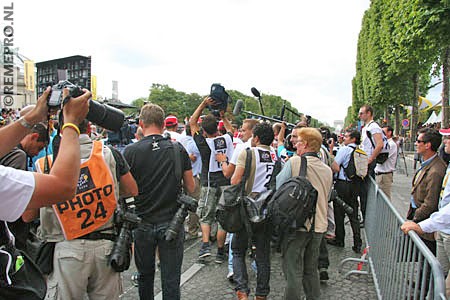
339, 178, 446, 300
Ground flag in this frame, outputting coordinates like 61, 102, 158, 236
418, 96, 434, 111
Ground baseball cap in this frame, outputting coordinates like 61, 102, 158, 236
439, 128, 450, 136
165, 115, 178, 127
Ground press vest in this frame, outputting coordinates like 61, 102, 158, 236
206, 134, 234, 172
251, 146, 277, 193
37, 141, 117, 240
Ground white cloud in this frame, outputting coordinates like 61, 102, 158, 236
14, 0, 370, 125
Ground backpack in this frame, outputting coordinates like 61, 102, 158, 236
343, 146, 368, 181
267, 155, 318, 251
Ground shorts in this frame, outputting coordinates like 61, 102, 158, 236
197, 185, 222, 226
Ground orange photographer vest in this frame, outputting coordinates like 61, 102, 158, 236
36, 141, 117, 240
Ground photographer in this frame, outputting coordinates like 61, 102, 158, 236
0, 86, 89, 222
24, 119, 138, 300
189, 97, 234, 263
124, 103, 194, 300
0, 87, 89, 298
329, 130, 363, 253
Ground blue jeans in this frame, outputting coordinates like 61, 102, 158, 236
232, 222, 271, 296
134, 222, 184, 300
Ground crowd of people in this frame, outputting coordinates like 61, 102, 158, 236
1, 87, 450, 300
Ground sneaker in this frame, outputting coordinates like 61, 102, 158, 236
131, 272, 139, 287
319, 268, 329, 281
198, 243, 211, 258
327, 238, 344, 247
215, 251, 226, 264
227, 271, 234, 282
352, 245, 362, 253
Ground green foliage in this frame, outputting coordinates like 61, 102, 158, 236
351, 0, 450, 133
129, 84, 317, 128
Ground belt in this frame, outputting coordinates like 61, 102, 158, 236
336, 179, 352, 183
77, 231, 116, 241
376, 171, 393, 176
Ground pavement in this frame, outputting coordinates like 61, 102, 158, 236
117, 152, 418, 300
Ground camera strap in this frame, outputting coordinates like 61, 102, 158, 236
171, 141, 182, 190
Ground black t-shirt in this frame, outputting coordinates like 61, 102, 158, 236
124, 134, 192, 224
107, 145, 131, 182
194, 132, 230, 187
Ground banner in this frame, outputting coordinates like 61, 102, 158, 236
91, 75, 97, 100
24, 60, 35, 91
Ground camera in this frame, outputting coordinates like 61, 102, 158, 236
329, 189, 354, 215
48, 80, 125, 132
209, 83, 231, 118
109, 197, 142, 272
165, 194, 198, 241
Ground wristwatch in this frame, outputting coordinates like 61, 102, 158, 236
18, 116, 34, 129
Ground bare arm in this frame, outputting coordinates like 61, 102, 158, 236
231, 165, 245, 185
190, 97, 214, 134
369, 132, 383, 164
221, 113, 233, 133
183, 169, 195, 194
331, 161, 340, 173
0, 88, 51, 157
26, 89, 91, 209
119, 172, 138, 197
278, 122, 286, 144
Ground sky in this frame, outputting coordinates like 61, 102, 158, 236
13, 0, 372, 126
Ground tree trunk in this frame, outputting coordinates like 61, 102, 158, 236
442, 46, 450, 128
411, 73, 419, 140
395, 104, 400, 136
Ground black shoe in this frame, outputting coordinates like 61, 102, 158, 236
327, 239, 344, 247
215, 251, 226, 264
352, 245, 362, 253
319, 268, 329, 281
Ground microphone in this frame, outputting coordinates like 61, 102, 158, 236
251, 87, 261, 98
280, 105, 286, 121
233, 99, 244, 116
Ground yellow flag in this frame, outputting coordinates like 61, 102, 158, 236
91, 75, 97, 100
24, 60, 35, 91
418, 96, 434, 111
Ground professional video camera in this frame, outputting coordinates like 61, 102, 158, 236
165, 194, 198, 241
329, 189, 354, 215
48, 80, 125, 132
209, 83, 231, 118
109, 197, 142, 272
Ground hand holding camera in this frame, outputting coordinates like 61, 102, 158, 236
21, 87, 52, 126
61, 87, 91, 126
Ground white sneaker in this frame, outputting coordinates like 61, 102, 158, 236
227, 271, 234, 281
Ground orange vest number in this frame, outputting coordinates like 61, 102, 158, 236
37, 141, 117, 240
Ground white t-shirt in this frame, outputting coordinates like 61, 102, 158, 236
230, 139, 252, 165
361, 121, 383, 157
0, 165, 35, 222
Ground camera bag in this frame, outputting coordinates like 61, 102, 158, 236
216, 149, 252, 233
0, 222, 47, 300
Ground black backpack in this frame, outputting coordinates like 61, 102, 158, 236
267, 155, 318, 251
